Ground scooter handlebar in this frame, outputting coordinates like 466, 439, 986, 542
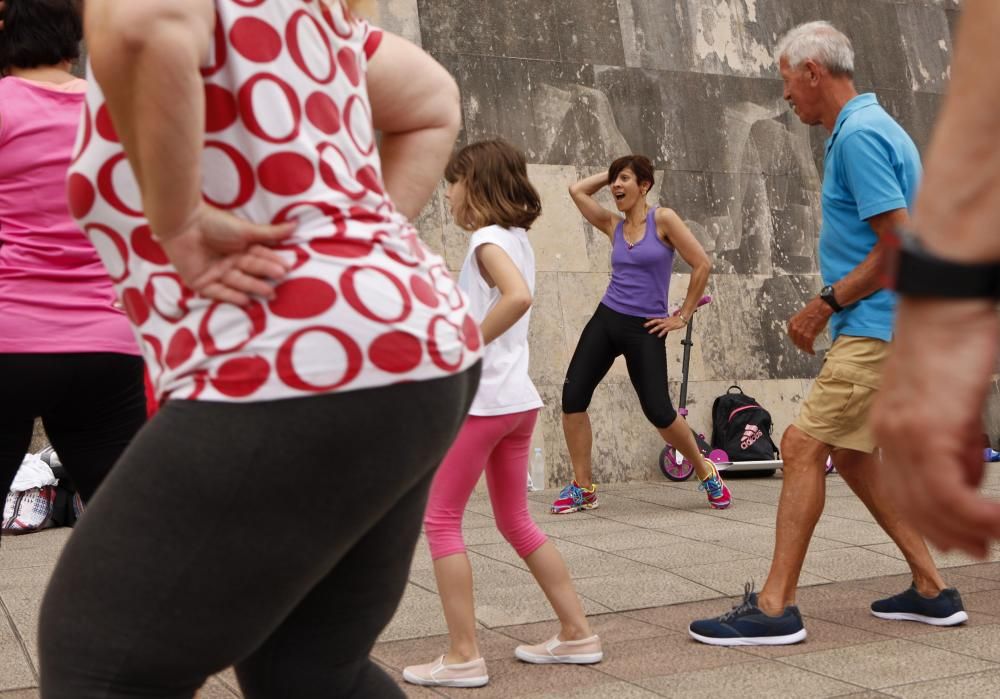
670, 295, 712, 316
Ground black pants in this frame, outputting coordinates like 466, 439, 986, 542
38, 364, 480, 698
561, 303, 677, 428
0, 353, 147, 502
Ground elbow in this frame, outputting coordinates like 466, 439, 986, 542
432, 72, 462, 140
88, 19, 142, 75
513, 293, 533, 315
89, 4, 206, 78
90, 5, 163, 55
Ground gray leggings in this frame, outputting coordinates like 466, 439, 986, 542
38, 365, 479, 698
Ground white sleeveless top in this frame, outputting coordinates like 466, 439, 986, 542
458, 226, 542, 416
66, 0, 481, 402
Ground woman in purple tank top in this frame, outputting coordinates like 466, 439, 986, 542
550, 155, 733, 513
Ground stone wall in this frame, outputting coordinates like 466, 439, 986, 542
371, 0, 995, 485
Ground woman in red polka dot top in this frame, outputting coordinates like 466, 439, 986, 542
39, 0, 482, 695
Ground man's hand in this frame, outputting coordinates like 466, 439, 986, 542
644, 316, 687, 337
873, 298, 1000, 558
158, 204, 295, 306
787, 297, 834, 354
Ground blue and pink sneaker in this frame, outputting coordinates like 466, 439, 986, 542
699, 461, 731, 509
551, 481, 598, 514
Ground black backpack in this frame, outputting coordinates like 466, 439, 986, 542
710, 386, 778, 461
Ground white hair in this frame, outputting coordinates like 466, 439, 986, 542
775, 21, 854, 76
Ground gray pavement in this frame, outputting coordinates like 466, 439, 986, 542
4, 470, 1000, 697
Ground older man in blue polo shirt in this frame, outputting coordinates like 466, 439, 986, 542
690, 20, 966, 646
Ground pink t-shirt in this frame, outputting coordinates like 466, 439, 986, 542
0, 76, 138, 355
68, 0, 481, 402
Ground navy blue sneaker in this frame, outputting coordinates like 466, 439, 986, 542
689, 583, 807, 646
871, 585, 968, 626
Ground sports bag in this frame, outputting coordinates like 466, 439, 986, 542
2, 450, 83, 535
710, 385, 778, 461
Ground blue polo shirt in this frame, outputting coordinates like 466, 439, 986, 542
821, 93, 921, 341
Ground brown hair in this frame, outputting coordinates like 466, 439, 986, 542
444, 140, 542, 231
608, 155, 655, 190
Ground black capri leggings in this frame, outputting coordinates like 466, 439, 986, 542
38, 364, 479, 699
0, 352, 147, 502
561, 303, 677, 428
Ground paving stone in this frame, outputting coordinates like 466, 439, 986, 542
910, 623, 1000, 664
640, 657, 859, 697
781, 638, 997, 690
882, 668, 1000, 698
573, 570, 719, 611
670, 556, 829, 596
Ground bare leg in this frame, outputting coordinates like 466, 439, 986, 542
658, 415, 713, 481
524, 541, 592, 640
833, 449, 946, 596
757, 426, 831, 615
432, 553, 481, 663
562, 412, 594, 486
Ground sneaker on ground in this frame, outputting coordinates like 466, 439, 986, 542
689, 583, 806, 646
550, 480, 598, 514
402, 656, 489, 688
871, 585, 968, 626
514, 635, 603, 664
698, 461, 732, 510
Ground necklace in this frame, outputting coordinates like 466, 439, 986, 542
623, 206, 648, 250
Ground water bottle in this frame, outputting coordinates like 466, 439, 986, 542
529, 447, 545, 491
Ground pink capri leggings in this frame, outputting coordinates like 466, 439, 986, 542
424, 409, 548, 560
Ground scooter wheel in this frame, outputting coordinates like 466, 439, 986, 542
825, 456, 836, 475
659, 445, 694, 481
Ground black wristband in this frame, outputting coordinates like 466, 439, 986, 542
886, 229, 1000, 299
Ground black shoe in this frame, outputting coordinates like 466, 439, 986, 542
871, 585, 968, 626
689, 583, 807, 646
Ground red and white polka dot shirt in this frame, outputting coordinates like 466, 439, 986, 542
67, 0, 482, 403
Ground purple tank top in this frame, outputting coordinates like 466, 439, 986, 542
600, 207, 674, 317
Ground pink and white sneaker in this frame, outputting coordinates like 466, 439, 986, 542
514, 634, 603, 664
402, 656, 489, 688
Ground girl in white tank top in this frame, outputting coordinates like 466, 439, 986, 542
404, 141, 602, 689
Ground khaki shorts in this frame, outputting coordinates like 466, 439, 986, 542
794, 335, 889, 454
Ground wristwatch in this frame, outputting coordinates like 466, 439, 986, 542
819, 285, 843, 313
885, 229, 1000, 299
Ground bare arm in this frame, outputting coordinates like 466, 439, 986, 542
641, 208, 711, 337
832, 208, 906, 306
85, 0, 213, 240
368, 32, 461, 220
475, 244, 532, 345
873, 0, 1000, 558
787, 208, 905, 354
913, 0, 1000, 263
84, 0, 292, 304
568, 172, 618, 239
660, 208, 711, 321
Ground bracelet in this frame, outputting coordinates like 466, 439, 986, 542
886, 228, 1000, 299
678, 312, 689, 325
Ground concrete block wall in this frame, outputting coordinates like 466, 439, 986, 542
369, 0, 1000, 486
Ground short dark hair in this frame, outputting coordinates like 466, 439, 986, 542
608, 155, 655, 190
0, 0, 83, 74
444, 140, 542, 231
